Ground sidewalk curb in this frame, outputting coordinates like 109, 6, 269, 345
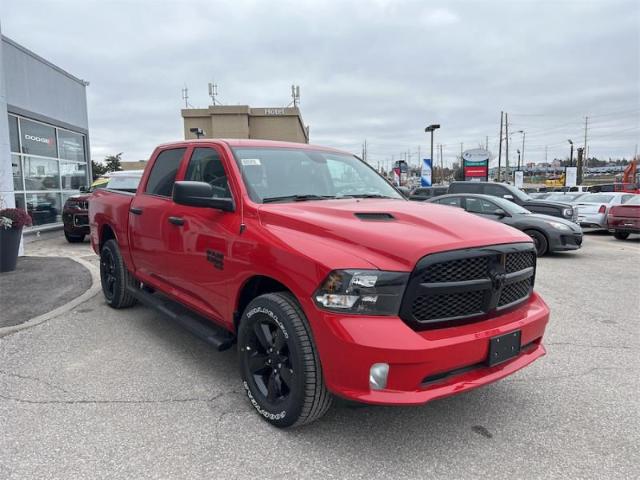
0, 255, 100, 338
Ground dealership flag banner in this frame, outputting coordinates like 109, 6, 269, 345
421, 158, 433, 187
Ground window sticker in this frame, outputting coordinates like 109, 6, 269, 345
241, 158, 262, 166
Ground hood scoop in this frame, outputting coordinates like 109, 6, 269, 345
354, 212, 395, 221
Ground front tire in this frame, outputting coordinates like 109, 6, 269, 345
613, 231, 630, 240
100, 239, 137, 308
238, 292, 332, 428
525, 229, 549, 256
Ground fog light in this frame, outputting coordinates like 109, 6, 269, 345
369, 363, 389, 390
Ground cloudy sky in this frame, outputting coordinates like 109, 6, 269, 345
3, 0, 639, 169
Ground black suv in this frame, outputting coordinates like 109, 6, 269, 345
448, 181, 577, 222
409, 186, 449, 201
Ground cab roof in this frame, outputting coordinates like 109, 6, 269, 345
156, 138, 349, 155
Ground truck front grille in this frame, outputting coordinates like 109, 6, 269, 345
399, 243, 536, 329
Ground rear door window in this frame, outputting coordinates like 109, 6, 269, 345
145, 148, 186, 197
436, 196, 462, 207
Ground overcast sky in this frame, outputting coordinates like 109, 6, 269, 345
3, 0, 639, 168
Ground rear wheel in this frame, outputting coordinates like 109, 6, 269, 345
238, 292, 332, 428
525, 229, 548, 256
613, 231, 630, 240
64, 231, 85, 243
100, 239, 137, 308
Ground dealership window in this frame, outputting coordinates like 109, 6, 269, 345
8, 114, 89, 228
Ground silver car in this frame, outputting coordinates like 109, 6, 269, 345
575, 193, 636, 229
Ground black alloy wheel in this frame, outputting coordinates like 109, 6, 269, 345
99, 239, 137, 308
245, 319, 294, 404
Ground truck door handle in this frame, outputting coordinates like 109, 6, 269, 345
130, 207, 143, 215
168, 216, 185, 226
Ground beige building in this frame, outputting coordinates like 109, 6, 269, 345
120, 160, 147, 171
181, 105, 309, 143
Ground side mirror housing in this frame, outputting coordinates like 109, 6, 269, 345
503, 194, 514, 201
79, 186, 89, 193
173, 181, 235, 212
494, 208, 508, 218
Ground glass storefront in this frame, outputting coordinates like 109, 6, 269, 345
8, 114, 89, 228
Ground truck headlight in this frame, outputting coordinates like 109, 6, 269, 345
563, 208, 573, 218
313, 269, 409, 315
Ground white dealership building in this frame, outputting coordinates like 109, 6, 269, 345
0, 27, 91, 231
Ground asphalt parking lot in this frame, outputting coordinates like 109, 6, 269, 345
1, 233, 639, 479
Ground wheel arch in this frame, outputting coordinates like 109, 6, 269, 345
234, 275, 296, 332
523, 227, 550, 253
99, 224, 117, 251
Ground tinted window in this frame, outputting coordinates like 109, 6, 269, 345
465, 197, 499, 214
450, 182, 482, 194
19, 118, 57, 157
145, 148, 186, 197
58, 129, 86, 162
8, 115, 20, 153
185, 148, 230, 198
484, 184, 508, 197
436, 197, 462, 207
413, 188, 430, 196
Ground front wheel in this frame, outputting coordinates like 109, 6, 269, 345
238, 292, 332, 428
525, 229, 548, 256
613, 231, 630, 240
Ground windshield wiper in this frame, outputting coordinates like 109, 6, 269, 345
344, 193, 397, 199
262, 194, 336, 204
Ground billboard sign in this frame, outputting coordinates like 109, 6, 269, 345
462, 149, 490, 181
420, 158, 433, 187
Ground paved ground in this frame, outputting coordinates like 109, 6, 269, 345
0, 232, 639, 479
0, 257, 90, 327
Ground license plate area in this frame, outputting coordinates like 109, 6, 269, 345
487, 330, 521, 366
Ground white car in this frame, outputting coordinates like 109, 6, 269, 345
575, 193, 636, 229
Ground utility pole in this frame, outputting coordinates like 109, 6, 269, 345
417, 146, 421, 169
486, 136, 489, 150
440, 144, 444, 184
545, 145, 548, 163
583, 116, 589, 169
577, 147, 584, 184
505, 112, 509, 182
497, 111, 503, 181
521, 131, 525, 167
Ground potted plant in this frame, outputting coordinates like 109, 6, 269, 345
0, 206, 32, 273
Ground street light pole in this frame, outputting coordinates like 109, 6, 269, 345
425, 124, 440, 183
568, 139, 574, 167
517, 149, 521, 170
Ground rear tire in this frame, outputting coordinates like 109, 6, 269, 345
65, 232, 85, 243
613, 231, 630, 240
525, 229, 548, 256
238, 292, 332, 428
100, 239, 137, 308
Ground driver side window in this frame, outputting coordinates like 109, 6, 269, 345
465, 197, 499, 214
185, 148, 230, 198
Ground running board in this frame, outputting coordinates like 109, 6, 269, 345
127, 286, 235, 351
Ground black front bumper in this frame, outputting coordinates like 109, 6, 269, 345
548, 231, 582, 252
62, 212, 90, 234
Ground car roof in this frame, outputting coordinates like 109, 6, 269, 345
156, 138, 348, 155
430, 193, 500, 201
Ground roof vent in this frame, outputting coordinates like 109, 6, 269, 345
354, 212, 395, 221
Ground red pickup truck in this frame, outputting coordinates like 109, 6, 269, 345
89, 139, 549, 428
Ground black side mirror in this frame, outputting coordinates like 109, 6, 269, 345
173, 181, 234, 212
79, 186, 88, 193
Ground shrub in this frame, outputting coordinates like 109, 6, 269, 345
0, 208, 33, 230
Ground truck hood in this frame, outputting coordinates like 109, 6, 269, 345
524, 199, 572, 209
257, 199, 532, 271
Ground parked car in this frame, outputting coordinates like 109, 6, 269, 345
589, 183, 639, 194
63, 171, 143, 242
606, 195, 640, 239
448, 181, 576, 222
89, 139, 549, 428
428, 194, 582, 256
408, 186, 449, 201
544, 192, 588, 203
574, 192, 636, 230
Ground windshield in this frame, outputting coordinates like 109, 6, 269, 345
504, 185, 532, 202
578, 194, 614, 203
232, 148, 403, 203
489, 196, 531, 214
106, 175, 141, 192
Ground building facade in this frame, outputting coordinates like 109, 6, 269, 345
182, 105, 309, 143
0, 32, 90, 230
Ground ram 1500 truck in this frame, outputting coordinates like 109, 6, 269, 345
89, 139, 549, 428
